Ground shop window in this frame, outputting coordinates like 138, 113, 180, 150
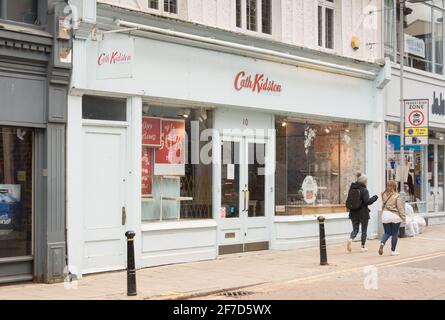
148, 0, 177, 14
141, 107, 213, 221
236, 0, 273, 35
385, 0, 445, 75
318, 0, 335, 50
385, 122, 427, 214
0, 0, 39, 25
275, 121, 364, 216
0, 127, 33, 259
82, 96, 127, 122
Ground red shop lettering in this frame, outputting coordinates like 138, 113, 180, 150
98, 51, 132, 66
234, 71, 282, 93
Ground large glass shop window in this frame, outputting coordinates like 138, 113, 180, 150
385, 122, 427, 214
275, 121, 365, 215
0, 127, 33, 258
141, 107, 213, 221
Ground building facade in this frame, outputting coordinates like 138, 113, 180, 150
66, 0, 389, 277
0, 0, 72, 284
384, 0, 445, 225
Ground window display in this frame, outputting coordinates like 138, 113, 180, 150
141, 107, 213, 221
0, 127, 33, 259
385, 122, 427, 214
275, 120, 365, 215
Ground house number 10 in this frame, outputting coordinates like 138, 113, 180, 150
242, 118, 249, 126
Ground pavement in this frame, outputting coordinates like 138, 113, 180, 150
0, 224, 444, 300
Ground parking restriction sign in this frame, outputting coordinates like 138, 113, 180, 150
404, 99, 429, 146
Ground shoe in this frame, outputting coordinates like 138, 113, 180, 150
378, 244, 384, 256
361, 247, 369, 253
391, 251, 400, 256
347, 239, 352, 252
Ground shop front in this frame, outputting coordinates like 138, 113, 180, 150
0, 1, 71, 283
386, 67, 445, 225
67, 7, 386, 277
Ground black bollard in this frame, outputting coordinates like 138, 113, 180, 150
125, 231, 137, 296
317, 216, 328, 266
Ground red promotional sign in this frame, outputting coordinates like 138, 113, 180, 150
142, 117, 162, 146
142, 146, 153, 196
155, 119, 186, 176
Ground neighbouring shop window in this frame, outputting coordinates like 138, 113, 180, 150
275, 120, 364, 216
427, 129, 445, 214
385, 122, 427, 214
82, 96, 127, 122
141, 107, 213, 221
385, 0, 445, 75
0, 0, 39, 25
0, 127, 33, 259
236, 0, 272, 35
318, 0, 335, 49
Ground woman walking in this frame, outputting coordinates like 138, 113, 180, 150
379, 180, 406, 256
346, 173, 378, 253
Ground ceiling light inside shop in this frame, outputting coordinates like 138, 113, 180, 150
325, 128, 331, 134
282, 122, 287, 127
183, 109, 191, 119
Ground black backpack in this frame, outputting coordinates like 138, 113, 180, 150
346, 187, 362, 210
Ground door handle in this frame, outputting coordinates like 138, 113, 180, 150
246, 191, 250, 213
243, 190, 247, 212
122, 207, 127, 226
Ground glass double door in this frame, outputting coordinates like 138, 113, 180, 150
218, 135, 270, 255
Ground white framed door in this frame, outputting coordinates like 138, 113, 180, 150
82, 125, 128, 274
218, 135, 271, 254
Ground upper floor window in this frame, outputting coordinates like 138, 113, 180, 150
0, 0, 39, 25
318, 0, 335, 50
384, 0, 445, 75
236, 0, 272, 35
148, 0, 177, 14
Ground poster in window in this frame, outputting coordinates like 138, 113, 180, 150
0, 185, 21, 231
141, 147, 153, 197
154, 119, 186, 176
142, 117, 162, 147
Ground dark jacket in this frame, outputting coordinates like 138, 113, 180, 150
348, 182, 378, 220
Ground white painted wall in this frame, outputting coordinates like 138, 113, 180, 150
140, 221, 218, 267
97, 0, 382, 63
73, 35, 379, 122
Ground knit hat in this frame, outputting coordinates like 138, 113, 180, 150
356, 172, 368, 186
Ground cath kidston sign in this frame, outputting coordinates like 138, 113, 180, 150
97, 38, 134, 80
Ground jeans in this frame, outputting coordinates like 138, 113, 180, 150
350, 218, 369, 246
381, 223, 401, 252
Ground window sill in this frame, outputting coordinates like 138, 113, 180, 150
276, 204, 347, 216
141, 219, 217, 232
274, 212, 348, 222
0, 20, 50, 38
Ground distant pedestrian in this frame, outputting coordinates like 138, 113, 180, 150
379, 180, 406, 256
346, 173, 379, 253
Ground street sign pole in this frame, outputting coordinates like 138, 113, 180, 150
399, 0, 406, 199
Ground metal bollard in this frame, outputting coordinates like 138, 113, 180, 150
125, 231, 137, 296
317, 216, 328, 266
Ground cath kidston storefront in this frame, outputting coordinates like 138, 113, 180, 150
66, 6, 387, 277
